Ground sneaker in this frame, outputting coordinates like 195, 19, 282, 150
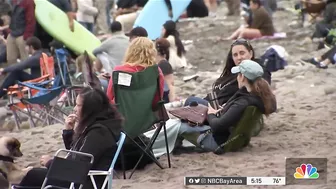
316, 63, 328, 69
300, 58, 319, 65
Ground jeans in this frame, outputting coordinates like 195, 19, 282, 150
184, 96, 208, 106
321, 45, 336, 64
0, 70, 35, 98
106, 0, 114, 27
99, 78, 108, 93
178, 122, 218, 151
79, 22, 94, 33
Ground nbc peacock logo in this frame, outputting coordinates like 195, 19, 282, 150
294, 163, 319, 179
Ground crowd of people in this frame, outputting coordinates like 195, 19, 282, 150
0, 0, 334, 188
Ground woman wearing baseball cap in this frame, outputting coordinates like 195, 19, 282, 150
176, 59, 276, 152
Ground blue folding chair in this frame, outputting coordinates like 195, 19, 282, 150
88, 132, 126, 189
16, 48, 72, 127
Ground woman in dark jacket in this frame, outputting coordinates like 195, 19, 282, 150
185, 38, 271, 109
19, 87, 123, 189
178, 60, 276, 151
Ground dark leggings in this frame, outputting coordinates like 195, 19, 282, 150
321, 45, 336, 64
312, 22, 331, 39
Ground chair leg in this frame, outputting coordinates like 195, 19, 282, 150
120, 149, 126, 179
162, 122, 171, 168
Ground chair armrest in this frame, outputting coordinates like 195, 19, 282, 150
88, 170, 110, 176
12, 186, 40, 189
17, 81, 50, 91
44, 185, 70, 189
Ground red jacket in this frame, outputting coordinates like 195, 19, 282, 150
9, 0, 36, 40
107, 64, 165, 106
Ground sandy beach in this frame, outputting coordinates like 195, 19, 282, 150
1, 1, 336, 188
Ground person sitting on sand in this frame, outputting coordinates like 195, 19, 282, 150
93, 21, 129, 82
0, 37, 43, 99
177, 60, 277, 152
106, 37, 165, 104
227, 0, 275, 40
311, 0, 336, 41
155, 38, 176, 103
161, 21, 188, 70
185, 38, 271, 108
19, 87, 122, 189
127, 26, 149, 42
301, 44, 336, 69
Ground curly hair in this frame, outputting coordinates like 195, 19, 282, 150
123, 37, 157, 67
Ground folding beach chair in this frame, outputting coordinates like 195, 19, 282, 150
214, 106, 262, 155
88, 132, 126, 189
14, 49, 72, 127
112, 64, 171, 179
12, 149, 94, 189
7, 52, 56, 129
67, 51, 103, 106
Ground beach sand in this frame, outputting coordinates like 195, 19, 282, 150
1, 1, 336, 188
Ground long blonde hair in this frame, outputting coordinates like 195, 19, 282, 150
123, 37, 157, 67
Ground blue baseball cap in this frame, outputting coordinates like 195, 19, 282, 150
231, 60, 264, 81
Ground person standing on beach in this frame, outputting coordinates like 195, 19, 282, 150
6, 0, 36, 64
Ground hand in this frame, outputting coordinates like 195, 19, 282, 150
208, 103, 222, 115
0, 68, 4, 75
40, 155, 52, 167
168, 10, 173, 18
65, 114, 77, 130
69, 21, 74, 32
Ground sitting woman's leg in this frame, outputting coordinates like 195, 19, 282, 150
184, 96, 209, 106
178, 122, 218, 151
238, 28, 263, 39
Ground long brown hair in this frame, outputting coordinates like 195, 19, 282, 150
249, 78, 276, 116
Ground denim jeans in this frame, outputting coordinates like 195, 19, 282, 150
184, 96, 208, 106
106, 0, 114, 27
79, 22, 94, 33
99, 78, 108, 93
178, 122, 218, 151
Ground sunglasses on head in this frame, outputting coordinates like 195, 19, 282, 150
231, 38, 251, 48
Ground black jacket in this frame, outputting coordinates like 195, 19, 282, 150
205, 59, 271, 106
47, 117, 122, 189
207, 87, 275, 145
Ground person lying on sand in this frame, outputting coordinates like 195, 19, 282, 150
155, 38, 176, 103
227, 0, 275, 40
301, 44, 336, 69
184, 38, 271, 109
18, 87, 122, 189
106, 37, 165, 105
176, 60, 277, 152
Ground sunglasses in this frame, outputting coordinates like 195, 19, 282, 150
231, 38, 251, 48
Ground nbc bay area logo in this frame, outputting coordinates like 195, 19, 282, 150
294, 163, 319, 179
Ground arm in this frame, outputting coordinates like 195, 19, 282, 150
62, 129, 74, 150
106, 76, 115, 104
77, 0, 98, 16
207, 99, 248, 133
23, 0, 36, 40
164, 0, 172, 11
158, 69, 164, 98
93, 41, 111, 56
3, 54, 40, 73
165, 74, 176, 101
77, 127, 117, 162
